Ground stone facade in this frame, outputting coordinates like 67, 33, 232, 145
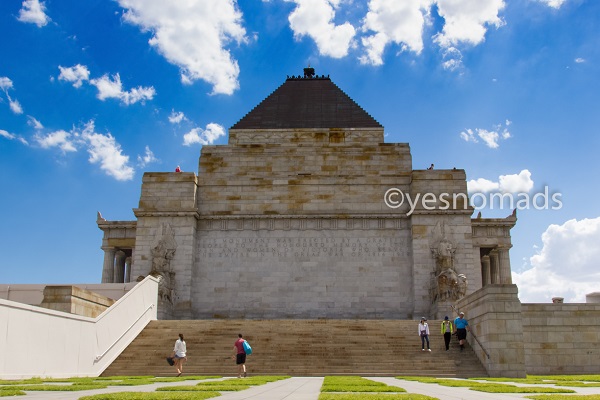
39, 285, 115, 318
98, 73, 516, 320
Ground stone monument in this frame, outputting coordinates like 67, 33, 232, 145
98, 68, 517, 320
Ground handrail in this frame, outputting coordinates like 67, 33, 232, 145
451, 305, 490, 359
94, 303, 155, 363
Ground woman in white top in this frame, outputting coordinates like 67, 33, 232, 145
418, 317, 431, 351
171, 333, 187, 376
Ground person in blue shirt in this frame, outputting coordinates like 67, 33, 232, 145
454, 312, 471, 351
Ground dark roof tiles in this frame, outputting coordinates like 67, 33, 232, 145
231, 77, 382, 129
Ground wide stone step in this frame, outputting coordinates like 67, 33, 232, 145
102, 319, 487, 377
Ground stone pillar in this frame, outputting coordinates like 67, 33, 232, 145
498, 247, 512, 284
481, 255, 491, 286
101, 248, 116, 283
114, 250, 126, 283
490, 249, 500, 284
124, 257, 132, 283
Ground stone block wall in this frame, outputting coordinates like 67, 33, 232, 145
39, 286, 115, 318
198, 140, 412, 216
522, 303, 600, 374
457, 284, 526, 378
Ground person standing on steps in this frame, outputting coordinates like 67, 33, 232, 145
454, 311, 471, 351
441, 316, 453, 351
232, 333, 247, 378
171, 333, 187, 376
418, 317, 431, 351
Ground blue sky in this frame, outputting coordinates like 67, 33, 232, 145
1, 0, 599, 303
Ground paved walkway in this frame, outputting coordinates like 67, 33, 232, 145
14, 376, 600, 400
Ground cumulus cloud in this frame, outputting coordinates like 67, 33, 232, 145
536, 0, 567, 9
169, 110, 187, 124
467, 169, 534, 194
58, 64, 90, 88
359, 0, 432, 66
0, 76, 24, 114
34, 121, 135, 181
513, 217, 600, 303
117, 0, 247, 95
574, 57, 585, 63
17, 0, 50, 27
287, 0, 356, 59
0, 129, 29, 145
35, 130, 77, 153
433, 0, 506, 48
80, 121, 135, 181
183, 123, 226, 146
137, 145, 158, 167
89, 73, 155, 105
460, 120, 511, 149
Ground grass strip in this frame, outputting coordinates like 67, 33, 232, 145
526, 396, 600, 400
322, 377, 405, 393
157, 375, 290, 392
319, 394, 438, 400
0, 384, 109, 391
158, 384, 249, 392
0, 390, 26, 397
79, 392, 221, 400
471, 385, 575, 394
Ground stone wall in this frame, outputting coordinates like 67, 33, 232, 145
39, 286, 115, 318
522, 303, 600, 374
457, 284, 526, 378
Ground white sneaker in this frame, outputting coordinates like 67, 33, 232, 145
428, 349, 431, 352
422, 349, 425, 351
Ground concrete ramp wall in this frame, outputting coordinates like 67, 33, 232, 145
0, 276, 158, 379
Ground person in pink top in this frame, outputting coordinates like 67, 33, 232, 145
232, 333, 247, 378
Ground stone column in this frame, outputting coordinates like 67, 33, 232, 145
101, 248, 116, 283
481, 255, 491, 286
498, 247, 512, 284
114, 250, 126, 283
490, 249, 500, 284
124, 257, 132, 283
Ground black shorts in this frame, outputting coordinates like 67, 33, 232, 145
457, 328, 467, 340
236, 353, 246, 365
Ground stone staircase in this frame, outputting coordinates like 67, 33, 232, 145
102, 320, 488, 377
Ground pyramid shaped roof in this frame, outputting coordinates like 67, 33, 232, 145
231, 72, 382, 130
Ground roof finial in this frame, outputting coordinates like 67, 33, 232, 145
303, 65, 315, 79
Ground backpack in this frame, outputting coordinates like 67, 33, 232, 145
242, 340, 252, 355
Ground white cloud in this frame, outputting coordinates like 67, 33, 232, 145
35, 130, 77, 152
58, 64, 90, 88
513, 217, 600, 303
27, 116, 44, 130
117, 0, 247, 95
183, 123, 226, 146
498, 169, 533, 193
467, 169, 534, 194
287, 0, 356, 59
0, 129, 29, 145
80, 121, 135, 181
433, 0, 506, 48
460, 120, 511, 148
169, 110, 187, 124
536, 0, 566, 9
574, 57, 585, 63
0, 76, 24, 114
8, 98, 23, 114
0, 77, 13, 91
359, 0, 432, 66
17, 0, 50, 27
137, 145, 158, 167
89, 73, 155, 105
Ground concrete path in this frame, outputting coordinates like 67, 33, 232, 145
13, 376, 600, 400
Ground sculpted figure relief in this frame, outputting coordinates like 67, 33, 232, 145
150, 224, 177, 304
430, 221, 467, 302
